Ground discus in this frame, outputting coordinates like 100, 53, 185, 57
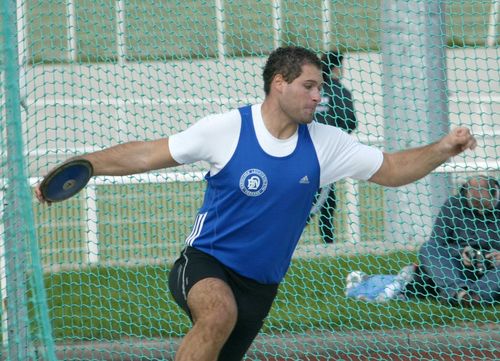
39, 159, 93, 202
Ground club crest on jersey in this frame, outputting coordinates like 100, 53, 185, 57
239, 168, 268, 197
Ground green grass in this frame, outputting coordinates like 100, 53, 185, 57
271, 253, 499, 333
43, 251, 499, 341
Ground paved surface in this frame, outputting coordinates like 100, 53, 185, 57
51, 323, 499, 360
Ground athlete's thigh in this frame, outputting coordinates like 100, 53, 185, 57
187, 277, 237, 324
168, 247, 237, 321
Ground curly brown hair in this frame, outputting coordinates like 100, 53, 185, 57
262, 46, 321, 95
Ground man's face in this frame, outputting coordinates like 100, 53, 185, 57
467, 182, 498, 212
329, 66, 343, 80
276, 64, 323, 124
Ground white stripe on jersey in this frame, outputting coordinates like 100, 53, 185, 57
185, 212, 207, 246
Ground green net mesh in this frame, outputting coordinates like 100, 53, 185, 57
1, 0, 499, 360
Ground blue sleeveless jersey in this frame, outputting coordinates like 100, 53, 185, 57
186, 106, 320, 284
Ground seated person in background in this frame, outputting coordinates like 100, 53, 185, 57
406, 175, 500, 307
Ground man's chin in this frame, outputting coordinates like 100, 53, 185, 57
300, 116, 314, 124
303, 108, 317, 123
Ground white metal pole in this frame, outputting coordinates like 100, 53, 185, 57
116, 0, 126, 63
17, 0, 28, 111
321, 0, 331, 51
66, 0, 77, 61
85, 186, 99, 264
345, 179, 361, 244
16, 0, 26, 64
215, 0, 226, 61
486, 0, 499, 46
272, 0, 282, 48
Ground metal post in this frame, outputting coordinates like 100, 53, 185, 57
321, 0, 331, 51
215, 0, 226, 61
2, 0, 30, 358
272, 0, 282, 49
66, 0, 77, 61
0, 190, 9, 352
381, 0, 451, 245
116, 0, 126, 63
345, 179, 361, 244
487, 0, 499, 46
2, 1, 57, 359
16, 0, 28, 111
85, 186, 99, 263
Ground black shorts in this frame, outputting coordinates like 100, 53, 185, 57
168, 246, 279, 361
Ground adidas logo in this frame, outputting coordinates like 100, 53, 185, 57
299, 176, 310, 184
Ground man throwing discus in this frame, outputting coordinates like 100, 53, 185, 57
36, 46, 477, 361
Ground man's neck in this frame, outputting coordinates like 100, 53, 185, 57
260, 100, 298, 140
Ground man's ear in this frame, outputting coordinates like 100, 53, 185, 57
272, 74, 286, 94
331, 67, 342, 78
487, 177, 500, 203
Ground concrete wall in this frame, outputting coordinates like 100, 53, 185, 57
18, 47, 500, 176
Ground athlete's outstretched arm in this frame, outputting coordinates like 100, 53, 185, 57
77, 138, 180, 176
34, 138, 180, 203
369, 127, 476, 187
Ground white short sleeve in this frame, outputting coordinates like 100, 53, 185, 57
308, 122, 383, 187
168, 109, 241, 175
169, 106, 383, 185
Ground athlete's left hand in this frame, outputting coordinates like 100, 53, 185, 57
438, 127, 477, 157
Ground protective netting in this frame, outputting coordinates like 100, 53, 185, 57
1, 0, 499, 360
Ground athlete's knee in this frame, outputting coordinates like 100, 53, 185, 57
202, 307, 237, 342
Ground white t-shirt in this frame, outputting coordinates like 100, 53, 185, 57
169, 103, 383, 187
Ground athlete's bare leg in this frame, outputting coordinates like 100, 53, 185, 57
175, 277, 238, 361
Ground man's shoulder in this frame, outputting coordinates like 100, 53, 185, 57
195, 107, 242, 129
337, 84, 354, 100
446, 194, 464, 207
206, 107, 242, 121
308, 121, 346, 135
443, 194, 471, 214
209, 103, 262, 122
307, 122, 354, 149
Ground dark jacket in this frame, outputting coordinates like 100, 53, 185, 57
314, 78, 357, 133
418, 191, 500, 301
420, 193, 500, 259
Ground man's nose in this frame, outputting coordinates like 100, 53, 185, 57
312, 89, 321, 103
